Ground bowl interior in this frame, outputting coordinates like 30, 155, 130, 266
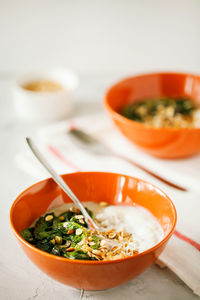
11, 172, 176, 241
106, 72, 200, 113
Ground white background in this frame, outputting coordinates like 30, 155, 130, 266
0, 0, 200, 75
1, 1, 200, 299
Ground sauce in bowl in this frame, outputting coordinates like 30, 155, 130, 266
23, 80, 64, 92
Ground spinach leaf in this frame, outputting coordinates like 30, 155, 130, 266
122, 104, 142, 122
21, 208, 98, 261
59, 211, 75, 221
90, 235, 99, 250
21, 228, 34, 243
64, 249, 97, 260
175, 99, 195, 115
36, 239, 53, 253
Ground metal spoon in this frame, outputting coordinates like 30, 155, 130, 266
26, 137, 98, 229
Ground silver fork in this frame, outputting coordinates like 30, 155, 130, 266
68, 128, 187, 192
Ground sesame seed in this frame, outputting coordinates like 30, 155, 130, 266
55, 236, 62, 244
100, 240, 107, 247
50, 239, 55, 245
63, 222, 69, 228
45, 215, 53, 222
89, 242, 95, 246
76, 228, 83, 235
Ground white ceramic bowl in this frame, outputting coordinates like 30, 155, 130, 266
12, 68, 79, 122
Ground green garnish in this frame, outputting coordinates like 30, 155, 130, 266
90, 235, 100, 250
122, 97, 197, 127
21, 207, 98, 260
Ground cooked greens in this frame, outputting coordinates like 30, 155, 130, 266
21, 204, 140, 261
21, 208, 97, 260
121, 97, 199, 128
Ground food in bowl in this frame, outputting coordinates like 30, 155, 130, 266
23, 80, 64, 92
21, 201, 163, 261
122, 97, 200, 128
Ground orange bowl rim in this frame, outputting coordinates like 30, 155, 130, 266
10, 171, 177, 265
104, 71, 200, 132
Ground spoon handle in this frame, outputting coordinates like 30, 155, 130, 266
26, 137, 98, 229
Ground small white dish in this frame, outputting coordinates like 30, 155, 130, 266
12, 68, 79, 122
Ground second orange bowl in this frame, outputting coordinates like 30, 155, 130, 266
105, 72, 200, 158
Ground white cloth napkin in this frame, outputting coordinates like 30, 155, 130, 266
15, 113, 200, 296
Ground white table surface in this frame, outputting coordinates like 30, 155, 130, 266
0, 74, 198, 300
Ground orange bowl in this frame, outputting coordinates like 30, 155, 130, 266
10, 172, 176, 290
105, 72, 200, 158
